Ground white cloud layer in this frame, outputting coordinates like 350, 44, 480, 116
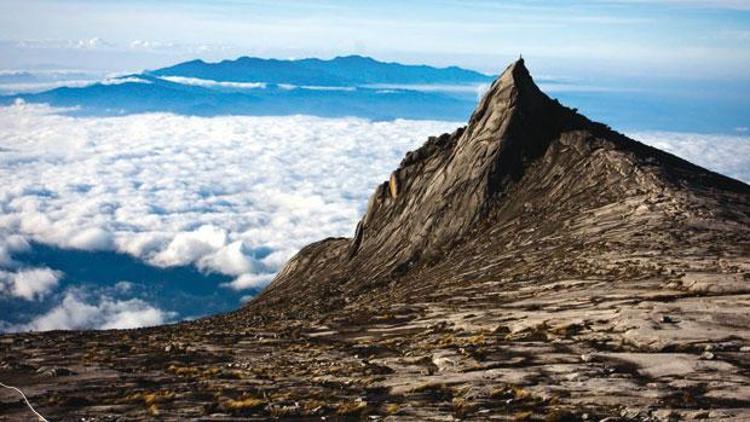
159, 76, 266, 89
0, 103, 457, 292
0, 71, 152, 94
0, 267, 62, 300
0, 80, 96, 94
0, 234, 30, 266
15, 37, 111, 50
9, 291, 173, 332
224, 273, 276, 291
100, 76, 152, 85
629, 131, 750, 183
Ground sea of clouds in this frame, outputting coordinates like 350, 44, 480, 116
0, 102, 458, 330
1, 102, 748, 331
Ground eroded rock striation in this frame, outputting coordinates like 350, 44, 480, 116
1, 59, 749, 421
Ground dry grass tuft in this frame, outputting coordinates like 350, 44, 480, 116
336, 399, 368, 415
512, 411, 533, 421
166, 364, 200, 377
410, 381, 445, 393
385, 403, 401, 414
223, 396, 266, 410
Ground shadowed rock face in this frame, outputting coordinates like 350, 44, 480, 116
2, 60, 749, 421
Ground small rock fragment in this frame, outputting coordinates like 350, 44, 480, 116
36, 366, 76, 377
687, 410, 710, 420
580, 353, 596, 362
699, 351, 715, 360
652, 409, 676, 421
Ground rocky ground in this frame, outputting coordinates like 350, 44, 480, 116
2, 59, 749, 421
2, 225, 749, 420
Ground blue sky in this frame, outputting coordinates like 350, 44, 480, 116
1, 0, 749, 80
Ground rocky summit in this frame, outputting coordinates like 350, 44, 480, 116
2, 59, 749, 421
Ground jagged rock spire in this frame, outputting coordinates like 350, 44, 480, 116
347, 58, 575, 268
257, 58, 749, 313
261, 60, 583, 302
268, 59, 585, 294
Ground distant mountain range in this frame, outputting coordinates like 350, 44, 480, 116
3, 55, 748, 133
1, 56, 492, 120
152, 55, 492, 86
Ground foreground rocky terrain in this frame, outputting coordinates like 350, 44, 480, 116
1, 59, 749, 421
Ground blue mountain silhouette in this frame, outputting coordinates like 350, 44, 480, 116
151, 55, 491, 86
2, 56, 492, 120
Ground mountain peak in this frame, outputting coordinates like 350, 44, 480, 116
332, 54, 376, 62
501, 57, 546, 101
257, 60, 582, 304
502, 57, 529, 83
491, 58, 538, 96
252, 58, 749, 317
465, 58, 552, 135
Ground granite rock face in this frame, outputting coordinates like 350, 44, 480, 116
2, 59, 750, 421
254, 59, 748, 320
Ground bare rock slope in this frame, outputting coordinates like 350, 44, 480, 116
1, 59, 749, 421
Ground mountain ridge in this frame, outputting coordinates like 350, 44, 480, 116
150, 54, 492, 86
2, 55, 490, 120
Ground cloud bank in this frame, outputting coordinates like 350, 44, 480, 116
159, 76, 266, 90
0, 267, 61, 300
11, 291, 174, 332
630, 131, 750, 183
